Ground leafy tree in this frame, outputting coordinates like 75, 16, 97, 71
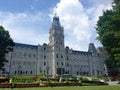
0, 26, 15, 70
96, 0, 120, 76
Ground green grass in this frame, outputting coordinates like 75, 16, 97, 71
0, 85, 120, 90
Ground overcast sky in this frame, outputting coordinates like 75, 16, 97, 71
0, 0, 112, 51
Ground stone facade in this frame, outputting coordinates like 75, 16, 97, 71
4, 15, 106, 77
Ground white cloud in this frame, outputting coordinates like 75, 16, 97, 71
86, 0, 112, 48
85, 0, 112, 6
0, 0, 112, 51
52, 0, 112, 51
0, 11, 49, 45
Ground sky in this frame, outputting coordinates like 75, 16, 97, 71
0, 0, 112, 51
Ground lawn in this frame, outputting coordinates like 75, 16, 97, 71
0, 85, 120, 90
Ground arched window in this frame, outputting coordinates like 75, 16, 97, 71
44, 47, 46, 51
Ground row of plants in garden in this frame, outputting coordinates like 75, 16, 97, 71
0, 75, 109, 88
78, 76, 108, 85
10, 76, 37, 84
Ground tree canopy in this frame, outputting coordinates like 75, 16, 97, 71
0, 26, 15, 70
96, 0, 120, 76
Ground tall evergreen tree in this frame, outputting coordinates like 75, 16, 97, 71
96, 0, 120, 76
0, 26, 15, 70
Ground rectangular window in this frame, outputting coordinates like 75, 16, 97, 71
61, 62, 63, 66
61, 55, 63, 58
56, 54, 58, 58
57, 62, 59, 65
44, 55, 46, 59
44, 62, 46, 65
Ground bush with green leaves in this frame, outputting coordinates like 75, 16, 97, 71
10, 76, 37, 84
78, 77, 105, 84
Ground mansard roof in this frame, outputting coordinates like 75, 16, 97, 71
72, 50, 92, 56
15, 43, 38, 49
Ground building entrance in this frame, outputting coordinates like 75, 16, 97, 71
57, 68, 65, 75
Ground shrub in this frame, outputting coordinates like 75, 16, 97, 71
10, 76, 37, 84
78, 77, 105, 84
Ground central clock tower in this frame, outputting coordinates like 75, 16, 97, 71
49, 15, 65, 77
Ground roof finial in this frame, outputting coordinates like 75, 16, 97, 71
54, 5, 58, 17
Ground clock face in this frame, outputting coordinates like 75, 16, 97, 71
53, 20, 59, 26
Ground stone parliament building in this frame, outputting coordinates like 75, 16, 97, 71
4, 15, 107, 77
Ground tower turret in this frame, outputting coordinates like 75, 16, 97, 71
52, 15, 61, 27
88, 43, 97, 53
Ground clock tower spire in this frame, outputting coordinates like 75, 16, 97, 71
49, 10, 65, 77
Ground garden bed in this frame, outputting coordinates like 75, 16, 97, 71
82, 82, 108, 86
0, 83, 39, 88
40, 82, 81, 87
0, 82, 81, 88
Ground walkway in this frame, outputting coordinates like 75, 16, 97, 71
107, 81, 119, 85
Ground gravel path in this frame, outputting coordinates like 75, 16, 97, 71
107, 81, 119, 85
